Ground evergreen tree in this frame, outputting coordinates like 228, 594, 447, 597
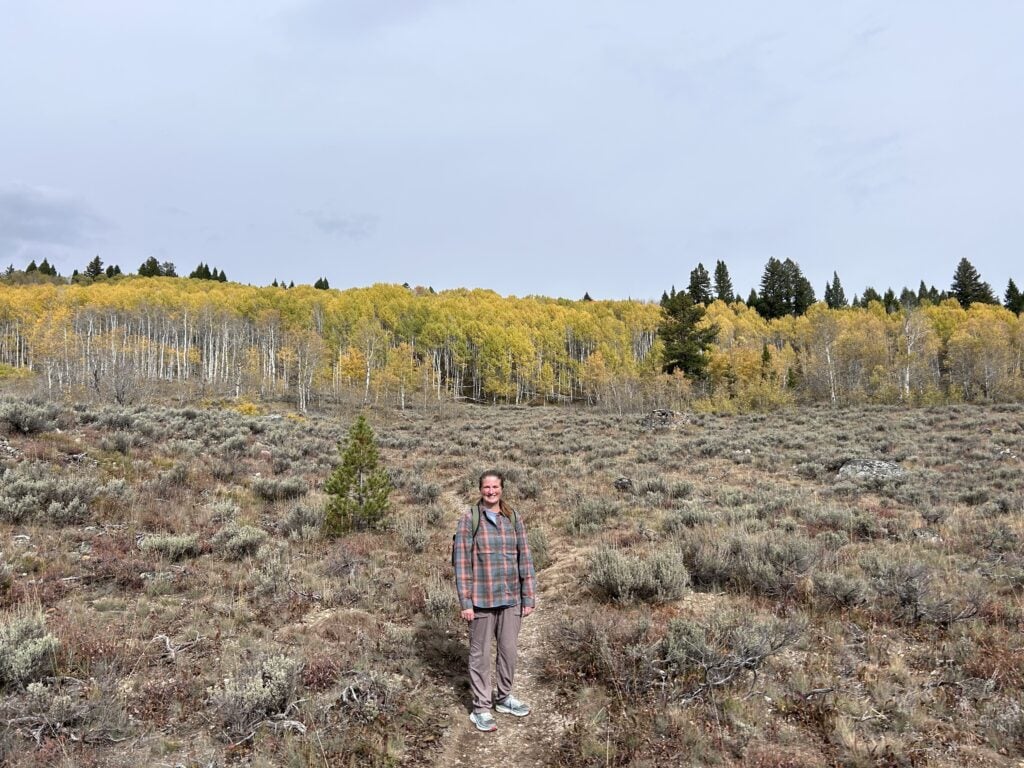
658, 290, 718, 377
581, 291, 593, 301
104, 265, 122, 278
323, 414, 393, 535
138, 256, 162, 277
882, 288, 899, 314
272, 279, 279, 287
190, 262, 212, 279
899, 287, 918, 309
218, 269, 227, 282
860, 287, 882, 307
314, 277, 330, 290
950, 258, 996, 307
160, 262, 178, 278
38, 258, 57, 276
687, 263, 713, 305
1005, 278, 1024, 314
746, 288, 758, 307
26, 260, 38, 273
84, 255, 104, 279
757, 258, 789, 318
713, 260, 734, 303
790, 261, 816, 314
756, 258, 815, 318
823, 272, 848, 309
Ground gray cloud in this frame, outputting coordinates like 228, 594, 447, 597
0, 184, 107, 256
304, 211, 379, 240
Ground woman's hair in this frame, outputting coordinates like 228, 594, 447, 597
478, 469, 512, 518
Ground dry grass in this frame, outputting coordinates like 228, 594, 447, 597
0, 394, 1022, 766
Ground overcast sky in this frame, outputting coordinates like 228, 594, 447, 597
2, 1, 1021, 302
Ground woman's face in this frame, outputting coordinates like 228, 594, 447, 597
480, 475, 503, 507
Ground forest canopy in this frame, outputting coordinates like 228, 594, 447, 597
0, 275, 1021, 411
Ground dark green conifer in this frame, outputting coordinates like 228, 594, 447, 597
1005, 278, 1023, 314
323, 414, 393, 535
658, 290, 718, 377
823, 272, 848, 309
950, 258, 996, 307
713, 260, 734, 303
687, 263, 713, 305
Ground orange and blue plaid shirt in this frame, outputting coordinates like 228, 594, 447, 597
453, 506, 536, 611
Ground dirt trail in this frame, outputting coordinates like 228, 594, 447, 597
433, 525, 582, 768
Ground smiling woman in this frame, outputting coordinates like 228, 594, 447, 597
452, 469, 537, 732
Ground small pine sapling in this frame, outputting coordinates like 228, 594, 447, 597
323, 413, 392, 535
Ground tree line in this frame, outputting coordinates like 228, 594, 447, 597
0, 260, 1020, 412
675, 257, 1023, 318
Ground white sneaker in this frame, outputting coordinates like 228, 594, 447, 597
494, 695, 531, 717
469, 711, 497, 731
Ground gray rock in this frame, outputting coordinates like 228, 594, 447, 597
836, 459, 905, 481
638, 409, 679, 429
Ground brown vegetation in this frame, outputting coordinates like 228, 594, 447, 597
0, 393, 1022, 766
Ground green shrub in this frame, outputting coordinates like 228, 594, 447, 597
0, 400, 58, 434
395, 514, 429, 553
252, 476, 308, 501
0, 607, 59, 688
424, 575, 459, 623
211, 523, 268, 560
139, 534, 201, 561
587, 547, 689, 604
208, 654, 300, 739
277, 504, 323, 540
0, 462, 96, 524
569, 496, 622, 535
662, 612, 805, 698
528, 526, 550, 571
681, 529, 819, 598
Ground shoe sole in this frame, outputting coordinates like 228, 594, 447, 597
470, 716, 497, 732
494, 705, 530, 717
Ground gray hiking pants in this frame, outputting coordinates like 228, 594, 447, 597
468, 605, 522, 713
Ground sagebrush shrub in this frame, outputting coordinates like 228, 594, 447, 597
0, 461, 96, 524
277, 504, 323, 540
662, 613, 805, 697
139, 534, 201, 561
252, 476, 308, 501
395, 514, 429, 553
0, 606, 59, 688
528, 526, 550, 571
587, 547, 689, 604
211, 523, 268, 560
569, 496, 622, 534
208, 654, 300, 739
0, 400, 58, 434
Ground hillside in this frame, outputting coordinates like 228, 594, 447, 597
1, 395, 1022, 766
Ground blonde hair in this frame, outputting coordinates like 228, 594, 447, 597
478, 470, 513, 518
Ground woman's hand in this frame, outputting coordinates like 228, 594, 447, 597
460, 608, 475, 622
522, 606, 534, 618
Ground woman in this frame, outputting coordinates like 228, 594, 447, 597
452, 470, 537, 732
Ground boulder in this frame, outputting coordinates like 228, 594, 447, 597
638, 409, 679, 429
836, 459, 905, 481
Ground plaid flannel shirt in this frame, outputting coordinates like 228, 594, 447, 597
453, 506, 536, 611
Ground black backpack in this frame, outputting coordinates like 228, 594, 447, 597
451, 505, 517, 567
